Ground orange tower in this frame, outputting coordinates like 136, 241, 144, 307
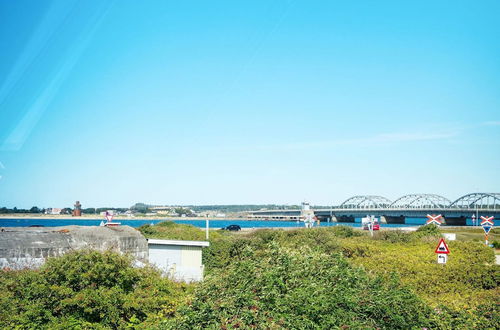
73, 201, 82, 216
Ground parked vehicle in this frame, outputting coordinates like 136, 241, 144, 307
362, 216, 380, 230
222, 224, 242, 231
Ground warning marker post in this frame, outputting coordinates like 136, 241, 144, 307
426, 214, 443, 226
435, 238, 450, 264
480, 216, 494, 245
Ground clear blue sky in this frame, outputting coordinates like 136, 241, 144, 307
0, 0, 499, 208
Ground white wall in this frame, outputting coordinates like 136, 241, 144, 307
148, 244, 205, 282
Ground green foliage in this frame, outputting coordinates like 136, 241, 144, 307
374, 229, 414, 243
203, 227, 356, 272
138, 221, 225, 241
200, 227, 499, 328
373, 224, 442, 243
414, 223, 442, 237
130, 202, 150, 213
0, 250, 191, 329
2, 225, 498, 329
163, 244, 435, 329
345, 237, 499, 327
82, 207, 97, 214
29, 206, 41, 213
326, 224, 363, 238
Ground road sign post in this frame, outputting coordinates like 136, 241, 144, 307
437, 254, 448, 264
480, 216, 494, 245
435, 238, 450, 264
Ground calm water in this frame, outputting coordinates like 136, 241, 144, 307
0, 217, 485, 228
0, 218, 423, 229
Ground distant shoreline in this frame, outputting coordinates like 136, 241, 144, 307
0, 214, 257, 221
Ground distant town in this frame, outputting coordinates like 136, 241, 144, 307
0, 202, 330, 218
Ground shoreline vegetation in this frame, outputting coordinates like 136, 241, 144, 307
1, 223, 498, 329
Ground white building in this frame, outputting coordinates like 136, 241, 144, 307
45, 208, 62, 215
147, 239, 209, 282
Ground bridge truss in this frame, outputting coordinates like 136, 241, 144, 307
339, 195, 392, 209
449, 193, 500, 210
390, 194, 451, 209
334, 193, 499, 211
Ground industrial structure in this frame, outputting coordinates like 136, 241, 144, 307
247, 193, 500, 225
72, 201, 82, 216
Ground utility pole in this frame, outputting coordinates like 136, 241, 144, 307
205, 215, 209, 240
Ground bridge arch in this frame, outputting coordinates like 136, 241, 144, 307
390, 194, 451, 209
449, 193, 500, 210
339, 195, 392, 209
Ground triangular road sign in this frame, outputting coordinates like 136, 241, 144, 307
435, 238, 450, 254
482, 225, 492, 235
105, 213, 114, 222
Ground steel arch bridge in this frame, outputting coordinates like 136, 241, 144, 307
449, 193, 500, 210
339, 195, 392, 209
389, 194, 451, 209
247, 192, 500, 224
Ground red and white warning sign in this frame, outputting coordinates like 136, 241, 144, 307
480, 216, 494, 226
426, 214, 443, 226
105, 212, 114, 222
435, 238, 450, 254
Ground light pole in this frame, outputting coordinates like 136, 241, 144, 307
476, 204, 479, 226
205, 214, 209, 240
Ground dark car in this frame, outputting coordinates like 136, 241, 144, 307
222, 224, 241, 231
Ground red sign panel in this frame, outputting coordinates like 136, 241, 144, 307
480, 216, 494, 226
435, 238, 450, 254
426, 214, 443, 225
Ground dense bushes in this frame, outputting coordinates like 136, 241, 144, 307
373, 224, 442, 243
138, 221, 226, 241
374, 229, 414, 243
345, 237, 499, 327
203, 226, 358, 272
164, 244, 435, 329
1, 224, 498, 329
0, 250, 191, 329
200, 226, 499, 328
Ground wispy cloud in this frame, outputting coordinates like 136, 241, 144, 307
482, 121, 500, 126
251, 130, 458, 151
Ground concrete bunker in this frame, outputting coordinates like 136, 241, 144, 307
0, 225, 148, 270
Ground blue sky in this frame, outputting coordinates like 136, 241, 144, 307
0, 0, 499, 208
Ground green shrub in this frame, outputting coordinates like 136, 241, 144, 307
138, 221, 223, 241
163, 243, 435, 329
414, 223, 442, 238
374, 229, 414, 243
346, 238, 499, 314
326, 225, 363, 238
0, 250, 191, 329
